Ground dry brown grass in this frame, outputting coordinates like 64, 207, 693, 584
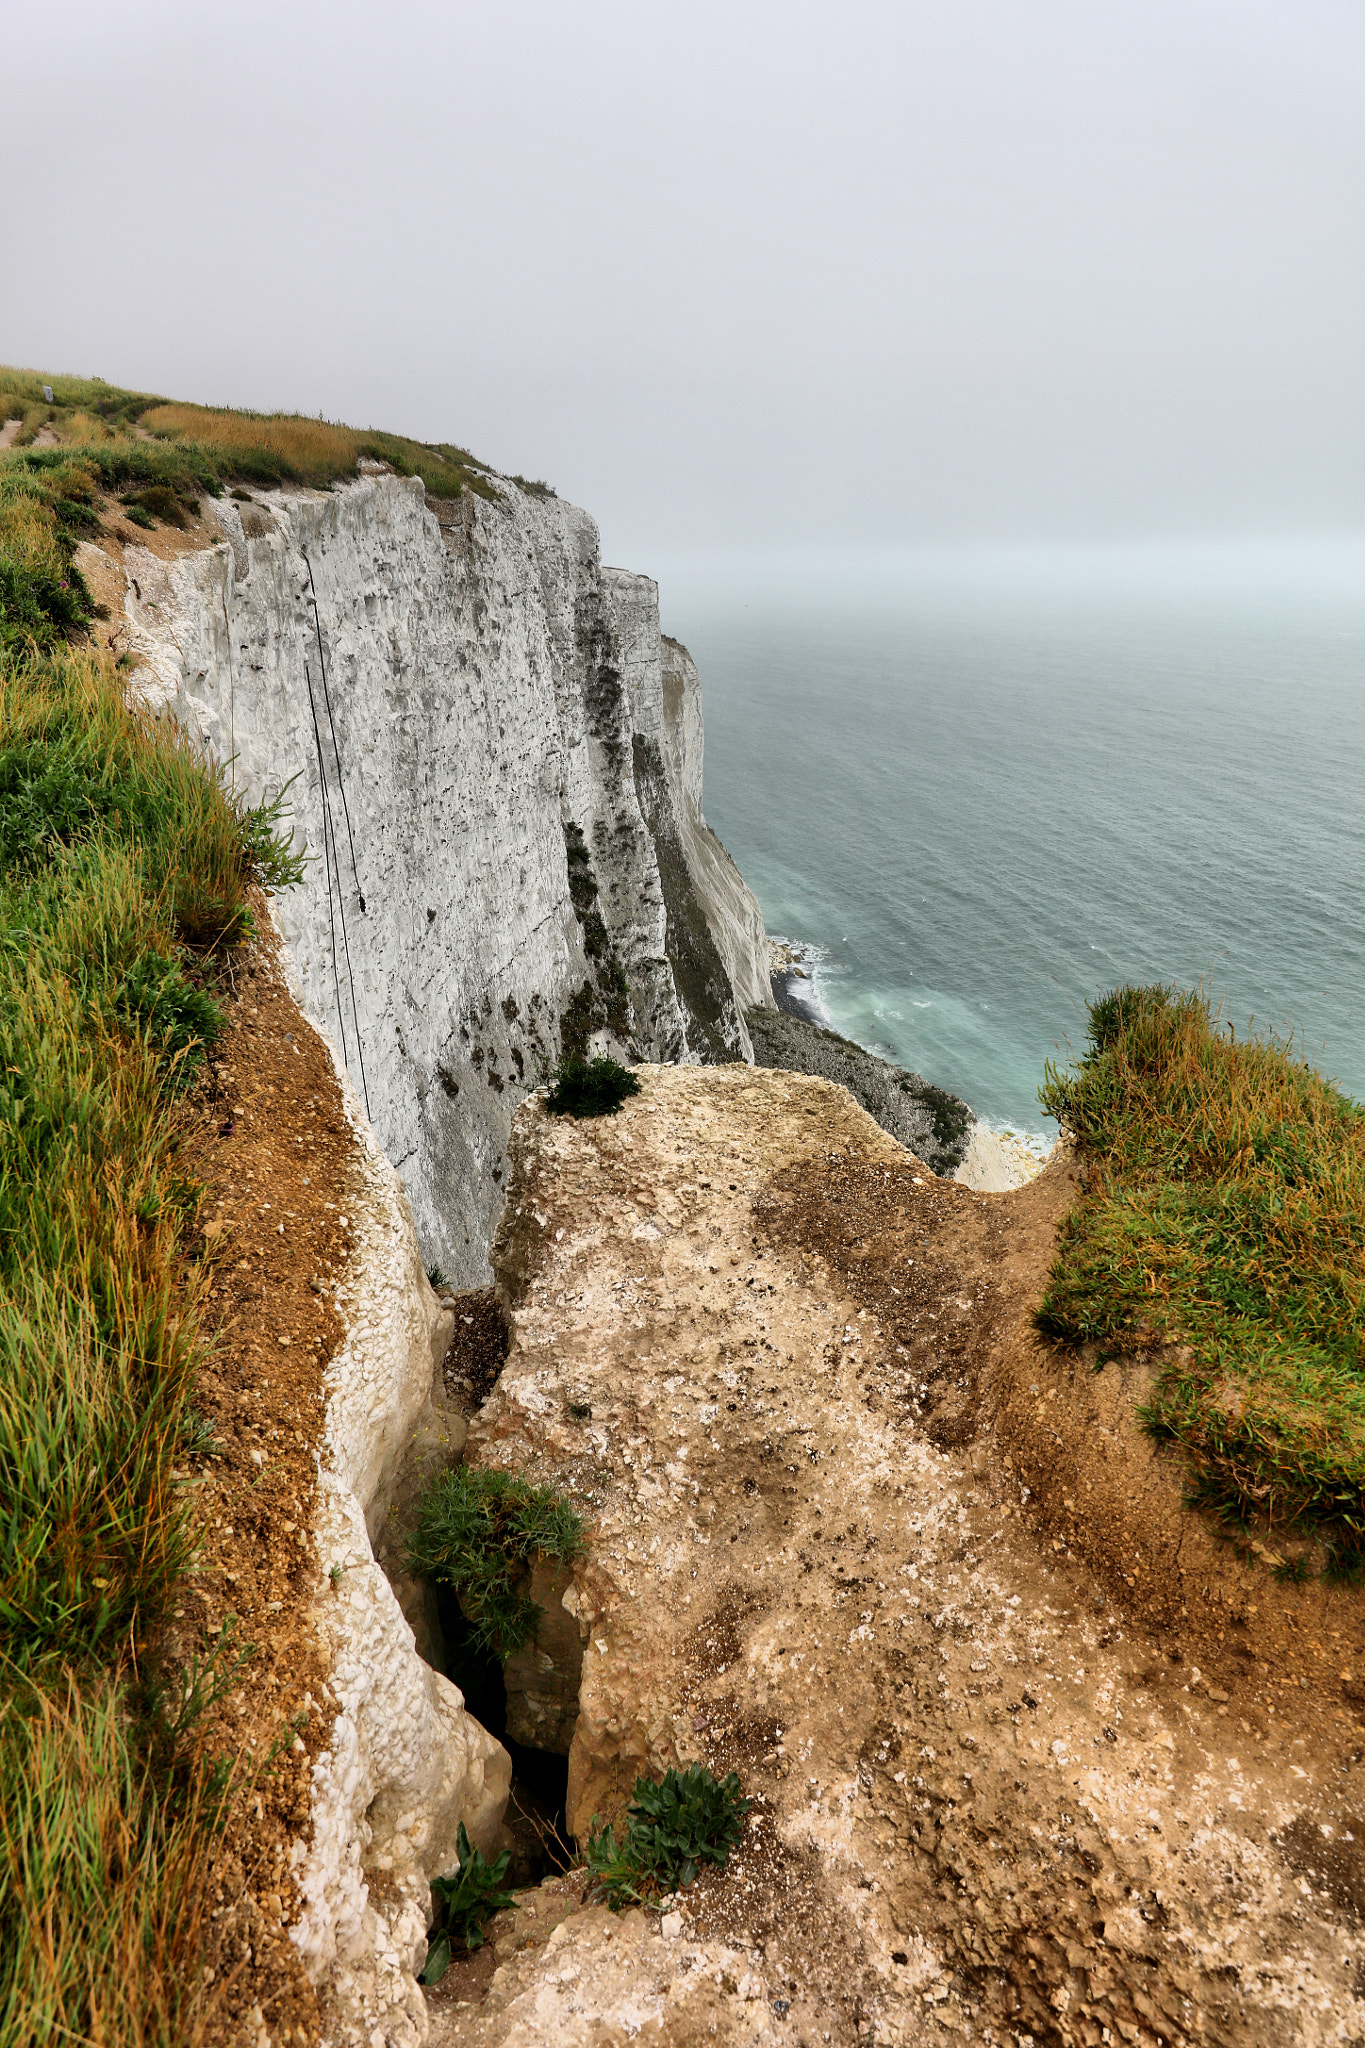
140, 401, 498, 499
141, 404, 371, 478
0, 1667, 243, 2047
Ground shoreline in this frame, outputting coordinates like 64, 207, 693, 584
762, 936, 1055, 1189
767, 937, 827, 1027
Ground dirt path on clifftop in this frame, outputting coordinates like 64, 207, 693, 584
440, 1066, 1364, 2048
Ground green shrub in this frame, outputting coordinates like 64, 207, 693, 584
0, 554, 91, 652
418, 1824, 517, 1982
1039, 983, 1365, 1560
585, 1765, 751, 1910
121, 504, 155, 530
545, 1053, 640, 1118
405, 1467, 584, 1659
122, 485, 191, 530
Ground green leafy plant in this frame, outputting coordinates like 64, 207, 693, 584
121, 485, 191, 530
545, 1053, 640, 1119
585, 1764, 752, 1910
180, 1407, 218, 1457
120, 504, 155, 530
405, 1467, 584, 1659
419, 1824, 517, 1982
426, 1262, 449, 1288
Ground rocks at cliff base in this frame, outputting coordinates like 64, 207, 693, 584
745, 1002, 971, 1173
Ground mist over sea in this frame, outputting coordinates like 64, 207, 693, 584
659, 539, 1365, 1144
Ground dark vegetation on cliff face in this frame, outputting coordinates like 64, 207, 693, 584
558, 820, 630, 1058
0, 641, 301, 2044
632, 733, 743, 1064
1040, 983, 1365, 1570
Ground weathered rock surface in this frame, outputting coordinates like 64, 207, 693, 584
275, 929, 511, 2048
953, 1120, 1051, 1192
123, 476, 768, 1284
452, 1065, 1364, 2048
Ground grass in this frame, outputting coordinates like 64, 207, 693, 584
0, 1666, 239, 2046
0, 637, 301, 2045
405, 1467, 585, 1659
0, 361, 522, 658
1038, 984, 1365, 1560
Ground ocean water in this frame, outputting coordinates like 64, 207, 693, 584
659, 540, 1365, 1143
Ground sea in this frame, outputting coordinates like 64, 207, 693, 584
659, 538, 1365, 1149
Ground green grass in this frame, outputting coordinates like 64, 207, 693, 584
0, 1665, 243, 2047
0, 639, 301, 2044
1038, 984, 1365, 1560
406, 1467, 585, 1659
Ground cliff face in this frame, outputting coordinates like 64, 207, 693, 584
129, 474, 769, 1284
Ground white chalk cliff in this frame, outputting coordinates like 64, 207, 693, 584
128, 472, 770, 1285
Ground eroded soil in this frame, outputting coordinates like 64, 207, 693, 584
440, 1062, 1365, 2048
166, 921, 360, 2047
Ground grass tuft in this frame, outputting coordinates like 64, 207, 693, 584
1038, 983, 1365, 1561
406, 1467, 584, 1660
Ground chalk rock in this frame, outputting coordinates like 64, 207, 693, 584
128, 474, 769, 1284
458, 1063, 1361, 2048
278, 928, 510, 2048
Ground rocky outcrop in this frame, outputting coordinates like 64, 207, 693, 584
746, 1002, 972, 1173
124, 476, 768, 1286
455, 1064, 1365, 2048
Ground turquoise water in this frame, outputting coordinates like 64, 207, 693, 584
661, 542, 1365, 1142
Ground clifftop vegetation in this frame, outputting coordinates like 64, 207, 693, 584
0, 363, 505, 659
0, 639, 301, 2044
1040, 983, 1365, 1571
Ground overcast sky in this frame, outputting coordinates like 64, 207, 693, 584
4, 0, 1361, 566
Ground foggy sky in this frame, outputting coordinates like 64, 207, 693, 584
4, 0, 1361, 567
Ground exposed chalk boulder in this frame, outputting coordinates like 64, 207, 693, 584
953, 1121, 1053, 1190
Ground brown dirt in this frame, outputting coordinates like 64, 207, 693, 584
764, 1142, 1365, 1745
441, 1287, 511, 1412
166, 913, 362, 2047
